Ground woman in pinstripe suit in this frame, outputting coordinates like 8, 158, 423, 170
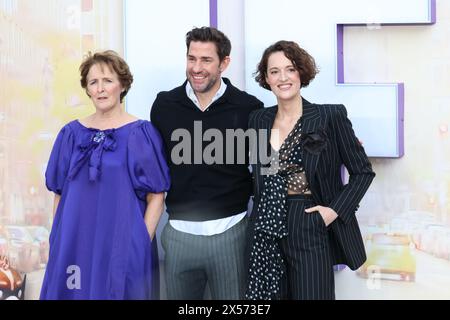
245, 41, 375, 300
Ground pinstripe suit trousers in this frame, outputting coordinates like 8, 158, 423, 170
280, 195, 335, 300
161, 217, 248, 300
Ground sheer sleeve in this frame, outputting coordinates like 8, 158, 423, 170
45, 124, 75, 194
128, 121, 170, 200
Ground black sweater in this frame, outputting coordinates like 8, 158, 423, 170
150, 78, 263, 221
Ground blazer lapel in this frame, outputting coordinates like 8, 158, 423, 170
254, 107, 277, 199
261, 106, 277, 156
300, 100, 323, 200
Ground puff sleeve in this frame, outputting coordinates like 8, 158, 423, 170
45, 124, 75, 195
128, 121, 170, 200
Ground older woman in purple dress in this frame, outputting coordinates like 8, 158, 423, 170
40, 50, 170, 300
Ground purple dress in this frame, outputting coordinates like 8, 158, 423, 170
40, 120, 170, 300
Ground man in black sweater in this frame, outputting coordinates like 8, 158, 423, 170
151, 27, 263, 300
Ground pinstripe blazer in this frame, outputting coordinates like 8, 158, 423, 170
248, 98, 375, 270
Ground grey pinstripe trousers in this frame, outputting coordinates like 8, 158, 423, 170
280, 195, 335, 300
161, 216, 248, 300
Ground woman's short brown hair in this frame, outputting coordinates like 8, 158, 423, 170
254, 40, 318, 90
79, 50, 133, 103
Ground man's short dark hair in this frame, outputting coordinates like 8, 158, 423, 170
186, 27, 231, 62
